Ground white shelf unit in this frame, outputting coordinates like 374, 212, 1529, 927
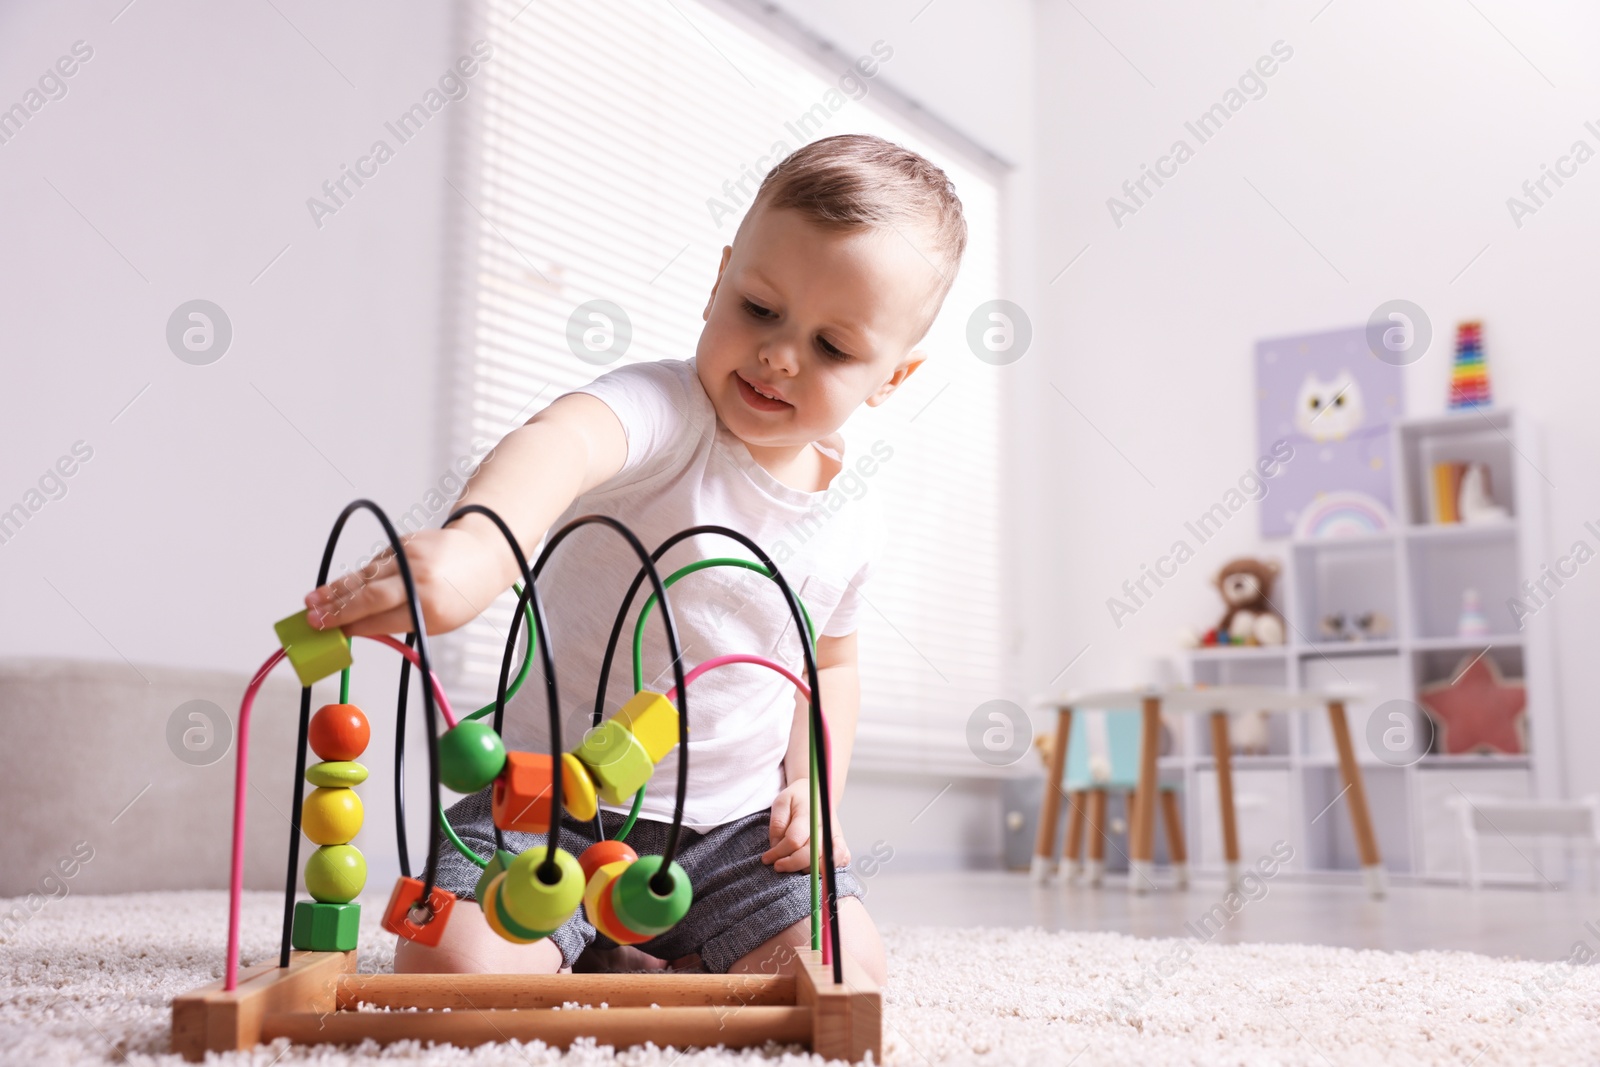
1178, 409, 1564, 886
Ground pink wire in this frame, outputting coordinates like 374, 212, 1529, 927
666, 653, 837, 964
224, 634, 456, 990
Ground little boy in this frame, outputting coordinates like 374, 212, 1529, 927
304, 133, 967, 986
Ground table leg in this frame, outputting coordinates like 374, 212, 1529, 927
1064, 791, 1087, 882
1327, 699, 1386, 899
1129, 696, 1161, 893
1210, 712, 1241, 887
1031, 707, 1072, 883
1086, 789, 1108, 886
1160, 789, 1188, 889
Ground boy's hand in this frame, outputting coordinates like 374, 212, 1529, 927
762, 778, 851, 873
303, 524, 508, 638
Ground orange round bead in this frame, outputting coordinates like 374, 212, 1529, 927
310, 704, 370, 761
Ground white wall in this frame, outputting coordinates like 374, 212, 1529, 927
0, 0, 466, 888
1022, 0, 1600, 804
0, 0, 1039, 875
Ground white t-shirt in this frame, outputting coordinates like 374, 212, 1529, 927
499, 356, 888, 832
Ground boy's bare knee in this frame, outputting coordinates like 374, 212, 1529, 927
391, 902, 566, 975
728, 897, 887, 987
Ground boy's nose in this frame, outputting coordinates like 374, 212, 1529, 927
759, 339, 800, 374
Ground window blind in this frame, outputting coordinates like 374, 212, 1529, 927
437, 0, 1006, 773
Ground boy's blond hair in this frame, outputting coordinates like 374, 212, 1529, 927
740, 134, 968, 329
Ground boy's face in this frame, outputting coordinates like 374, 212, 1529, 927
696, 204, 939, 453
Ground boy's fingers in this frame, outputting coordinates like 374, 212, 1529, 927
775, 846, 811, 873
767, 797, 793, 844
306, 571, 409, 632
308, 551, 396, 606
762, 824, 803, 863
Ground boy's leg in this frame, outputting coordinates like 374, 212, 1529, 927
632, 808, 883, 983
391, 787, 601, 973
726, 895, 886, 986
395, 899, 564, 974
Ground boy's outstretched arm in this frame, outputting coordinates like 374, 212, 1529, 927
303, 392, 628, 637
764, 631, 860, 872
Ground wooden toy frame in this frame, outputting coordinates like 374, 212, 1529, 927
172, 948, 881, 1061
168, 501, 879, 1062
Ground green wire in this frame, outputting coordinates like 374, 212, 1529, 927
438, 582, 537, 870
626, 557, 821, 945
629, 558, 815, 692
434, 560, 825, 948
613, 780, 646, 842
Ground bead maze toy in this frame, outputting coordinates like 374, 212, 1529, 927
170, 500, 879, 1062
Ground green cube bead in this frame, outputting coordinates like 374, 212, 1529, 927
292, 900, 360, 951
274, 609, 352, 688
574, 720, 654, 805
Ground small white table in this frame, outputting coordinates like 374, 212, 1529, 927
1030, 685, 1386, 899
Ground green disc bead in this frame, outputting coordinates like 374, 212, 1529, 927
438, 721, 508, 794
501, 846, 584, 932
305, 844, 366, 904
612, 856, 692, 935
306, 760, 368, 787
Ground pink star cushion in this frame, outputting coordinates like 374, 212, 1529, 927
1417, 655, 1528, 755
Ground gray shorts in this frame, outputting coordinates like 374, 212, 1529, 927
433, 788, 864, 973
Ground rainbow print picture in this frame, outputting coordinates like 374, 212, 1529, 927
1291, 489, 1394, 540
1256, 325, 1406, 539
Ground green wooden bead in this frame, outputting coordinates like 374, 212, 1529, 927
305, 844, 366, 904
573, 720, 654, 805
612, 856, 691, 935
501, 846, 583, 932
306, 760, 368, 787
273, 609, 352, 688
292, 900, 360, 951
439, 721, 508, 794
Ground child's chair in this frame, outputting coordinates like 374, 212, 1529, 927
1058, 709, 1187, 887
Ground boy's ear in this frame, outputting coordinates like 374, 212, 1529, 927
703, 245, 734, 321
866, 348, 926, 407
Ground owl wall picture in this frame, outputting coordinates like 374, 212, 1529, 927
1256, 326, 1405, 538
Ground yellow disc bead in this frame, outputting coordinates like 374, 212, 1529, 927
584, 860, 649, 945
482, 873, 543, 945
562, 752, 598, 821
302, 786, 363, 845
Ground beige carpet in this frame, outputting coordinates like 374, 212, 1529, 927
2, 890, 1597, 1065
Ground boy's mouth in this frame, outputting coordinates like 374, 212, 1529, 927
735, 372, 792, 412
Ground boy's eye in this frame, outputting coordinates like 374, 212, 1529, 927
742, 299, 775, 319
817, 336, 851, 363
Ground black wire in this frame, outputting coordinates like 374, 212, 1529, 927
530, 514, 690, 880
277, 690, 313, 968
592, 524, 842, 983
443, 504, 555, 872
393, 631, 416, 879
278, 499, 449, 968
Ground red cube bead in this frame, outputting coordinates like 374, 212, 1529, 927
492, 751, 554, 833
380, 876, 456, 947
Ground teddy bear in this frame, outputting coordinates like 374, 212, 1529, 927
1213, 557, 1286, 646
